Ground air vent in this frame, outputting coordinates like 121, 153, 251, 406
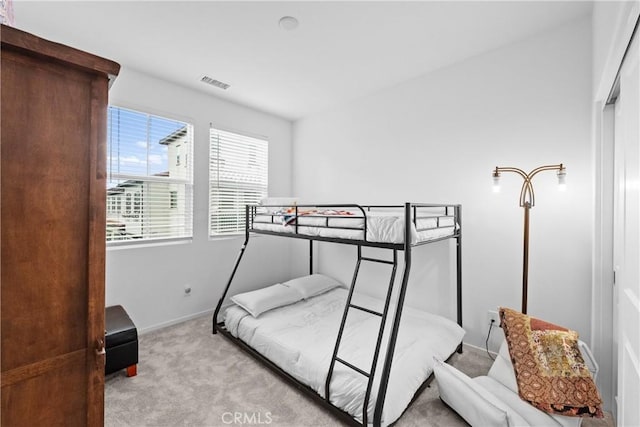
200, 76, 230, 90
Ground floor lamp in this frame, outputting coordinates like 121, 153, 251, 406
491, 164, 566, 314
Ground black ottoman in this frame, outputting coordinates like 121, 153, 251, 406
105, 305, 138, 377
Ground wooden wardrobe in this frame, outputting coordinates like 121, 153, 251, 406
1, 25, 119, 425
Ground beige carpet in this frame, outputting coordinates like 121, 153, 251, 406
105, 314, 613, 427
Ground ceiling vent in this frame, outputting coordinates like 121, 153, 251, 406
200, 76, 230, 90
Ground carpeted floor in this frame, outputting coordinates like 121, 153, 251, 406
105, 315, 613, 427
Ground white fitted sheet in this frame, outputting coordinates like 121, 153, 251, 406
252, 210, 456, 244
224, 287, 464, 426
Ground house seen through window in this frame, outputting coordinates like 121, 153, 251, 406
106, 106, 193, 243
209, 126, 268, 236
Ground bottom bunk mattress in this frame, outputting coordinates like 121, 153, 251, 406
224, 286, 465, 426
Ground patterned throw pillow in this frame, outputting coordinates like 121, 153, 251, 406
499, 307, 604, 418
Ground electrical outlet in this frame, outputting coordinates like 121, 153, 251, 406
487, 310, 500, 327
184, 285, 192, 296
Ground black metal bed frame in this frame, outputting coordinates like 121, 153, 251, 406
212, 202, 463, 427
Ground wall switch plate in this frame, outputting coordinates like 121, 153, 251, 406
487, 310, 500, 326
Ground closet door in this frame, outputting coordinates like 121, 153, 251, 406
612, 30, 640, 427
0, 25, 119, 426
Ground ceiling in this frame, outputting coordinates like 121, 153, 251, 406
13, 1, 592, 121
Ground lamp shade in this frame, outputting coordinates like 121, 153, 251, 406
557, 168, 567, 191
492, 171, 501, 192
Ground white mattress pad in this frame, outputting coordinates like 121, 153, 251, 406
252, 210, 456, 244
224, 287, 464, 426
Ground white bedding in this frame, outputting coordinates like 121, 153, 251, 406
224, 287, 465, 426
252, 210, 456, 244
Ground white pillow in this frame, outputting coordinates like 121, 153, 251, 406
433, 358, 511, 427
260, 197, 298, 213
231, 284, 302, 317
282, 274, 342, 299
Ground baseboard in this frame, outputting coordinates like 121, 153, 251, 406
463, 341, 498, 357
138, 313, 501, 359
138, 309, 214, 335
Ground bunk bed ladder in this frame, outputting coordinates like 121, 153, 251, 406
325, 246, 398, 426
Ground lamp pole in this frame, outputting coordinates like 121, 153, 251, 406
492, 164, 566, 314
522, 200, 530, 314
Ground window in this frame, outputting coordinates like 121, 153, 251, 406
106, 106, 193, 243
170, 191, 178, 209
133, 191, 142, 215
209, 126, 268, 236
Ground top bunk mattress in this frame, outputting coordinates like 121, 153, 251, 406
224, 287, 464, 426
251, 205, 458, 245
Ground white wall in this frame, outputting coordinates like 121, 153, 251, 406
292, 17, 593, 353
106, 68, 293, 332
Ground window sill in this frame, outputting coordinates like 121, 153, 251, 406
208, 233, 265, 242
107, 237, 192, 250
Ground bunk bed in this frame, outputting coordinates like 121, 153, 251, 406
213, 202, 463, 426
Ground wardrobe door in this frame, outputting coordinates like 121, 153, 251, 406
1, 25, 119, 426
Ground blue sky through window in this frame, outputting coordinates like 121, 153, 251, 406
107, 106, 185, 185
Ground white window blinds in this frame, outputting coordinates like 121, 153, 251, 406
107, 106, 193, 243
209, 127, 268, 236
